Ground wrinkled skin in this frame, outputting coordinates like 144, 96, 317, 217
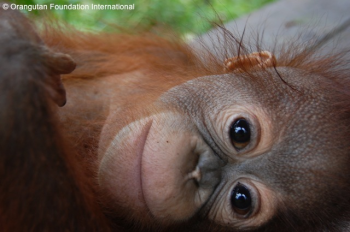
95, 67, 350, 231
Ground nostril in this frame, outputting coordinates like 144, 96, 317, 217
185, 166, 202, 184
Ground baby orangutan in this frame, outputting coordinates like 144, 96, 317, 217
1, 5, 350, 232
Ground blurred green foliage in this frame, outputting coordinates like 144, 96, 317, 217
9, 0, 275, 35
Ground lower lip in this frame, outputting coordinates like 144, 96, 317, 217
133, 119, 153, 206
99, 117, 154, 212
120, 118, 153, 210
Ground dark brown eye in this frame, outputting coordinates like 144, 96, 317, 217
230, 183, 252, 216
229, 118, 251, 149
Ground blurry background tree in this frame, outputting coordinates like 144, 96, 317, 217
9, 0, 275, 36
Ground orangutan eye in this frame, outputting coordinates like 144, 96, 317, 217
229, 118, 251, 150
230, 183, 252, 216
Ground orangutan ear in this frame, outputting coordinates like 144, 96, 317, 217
224, 51, 276, 72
